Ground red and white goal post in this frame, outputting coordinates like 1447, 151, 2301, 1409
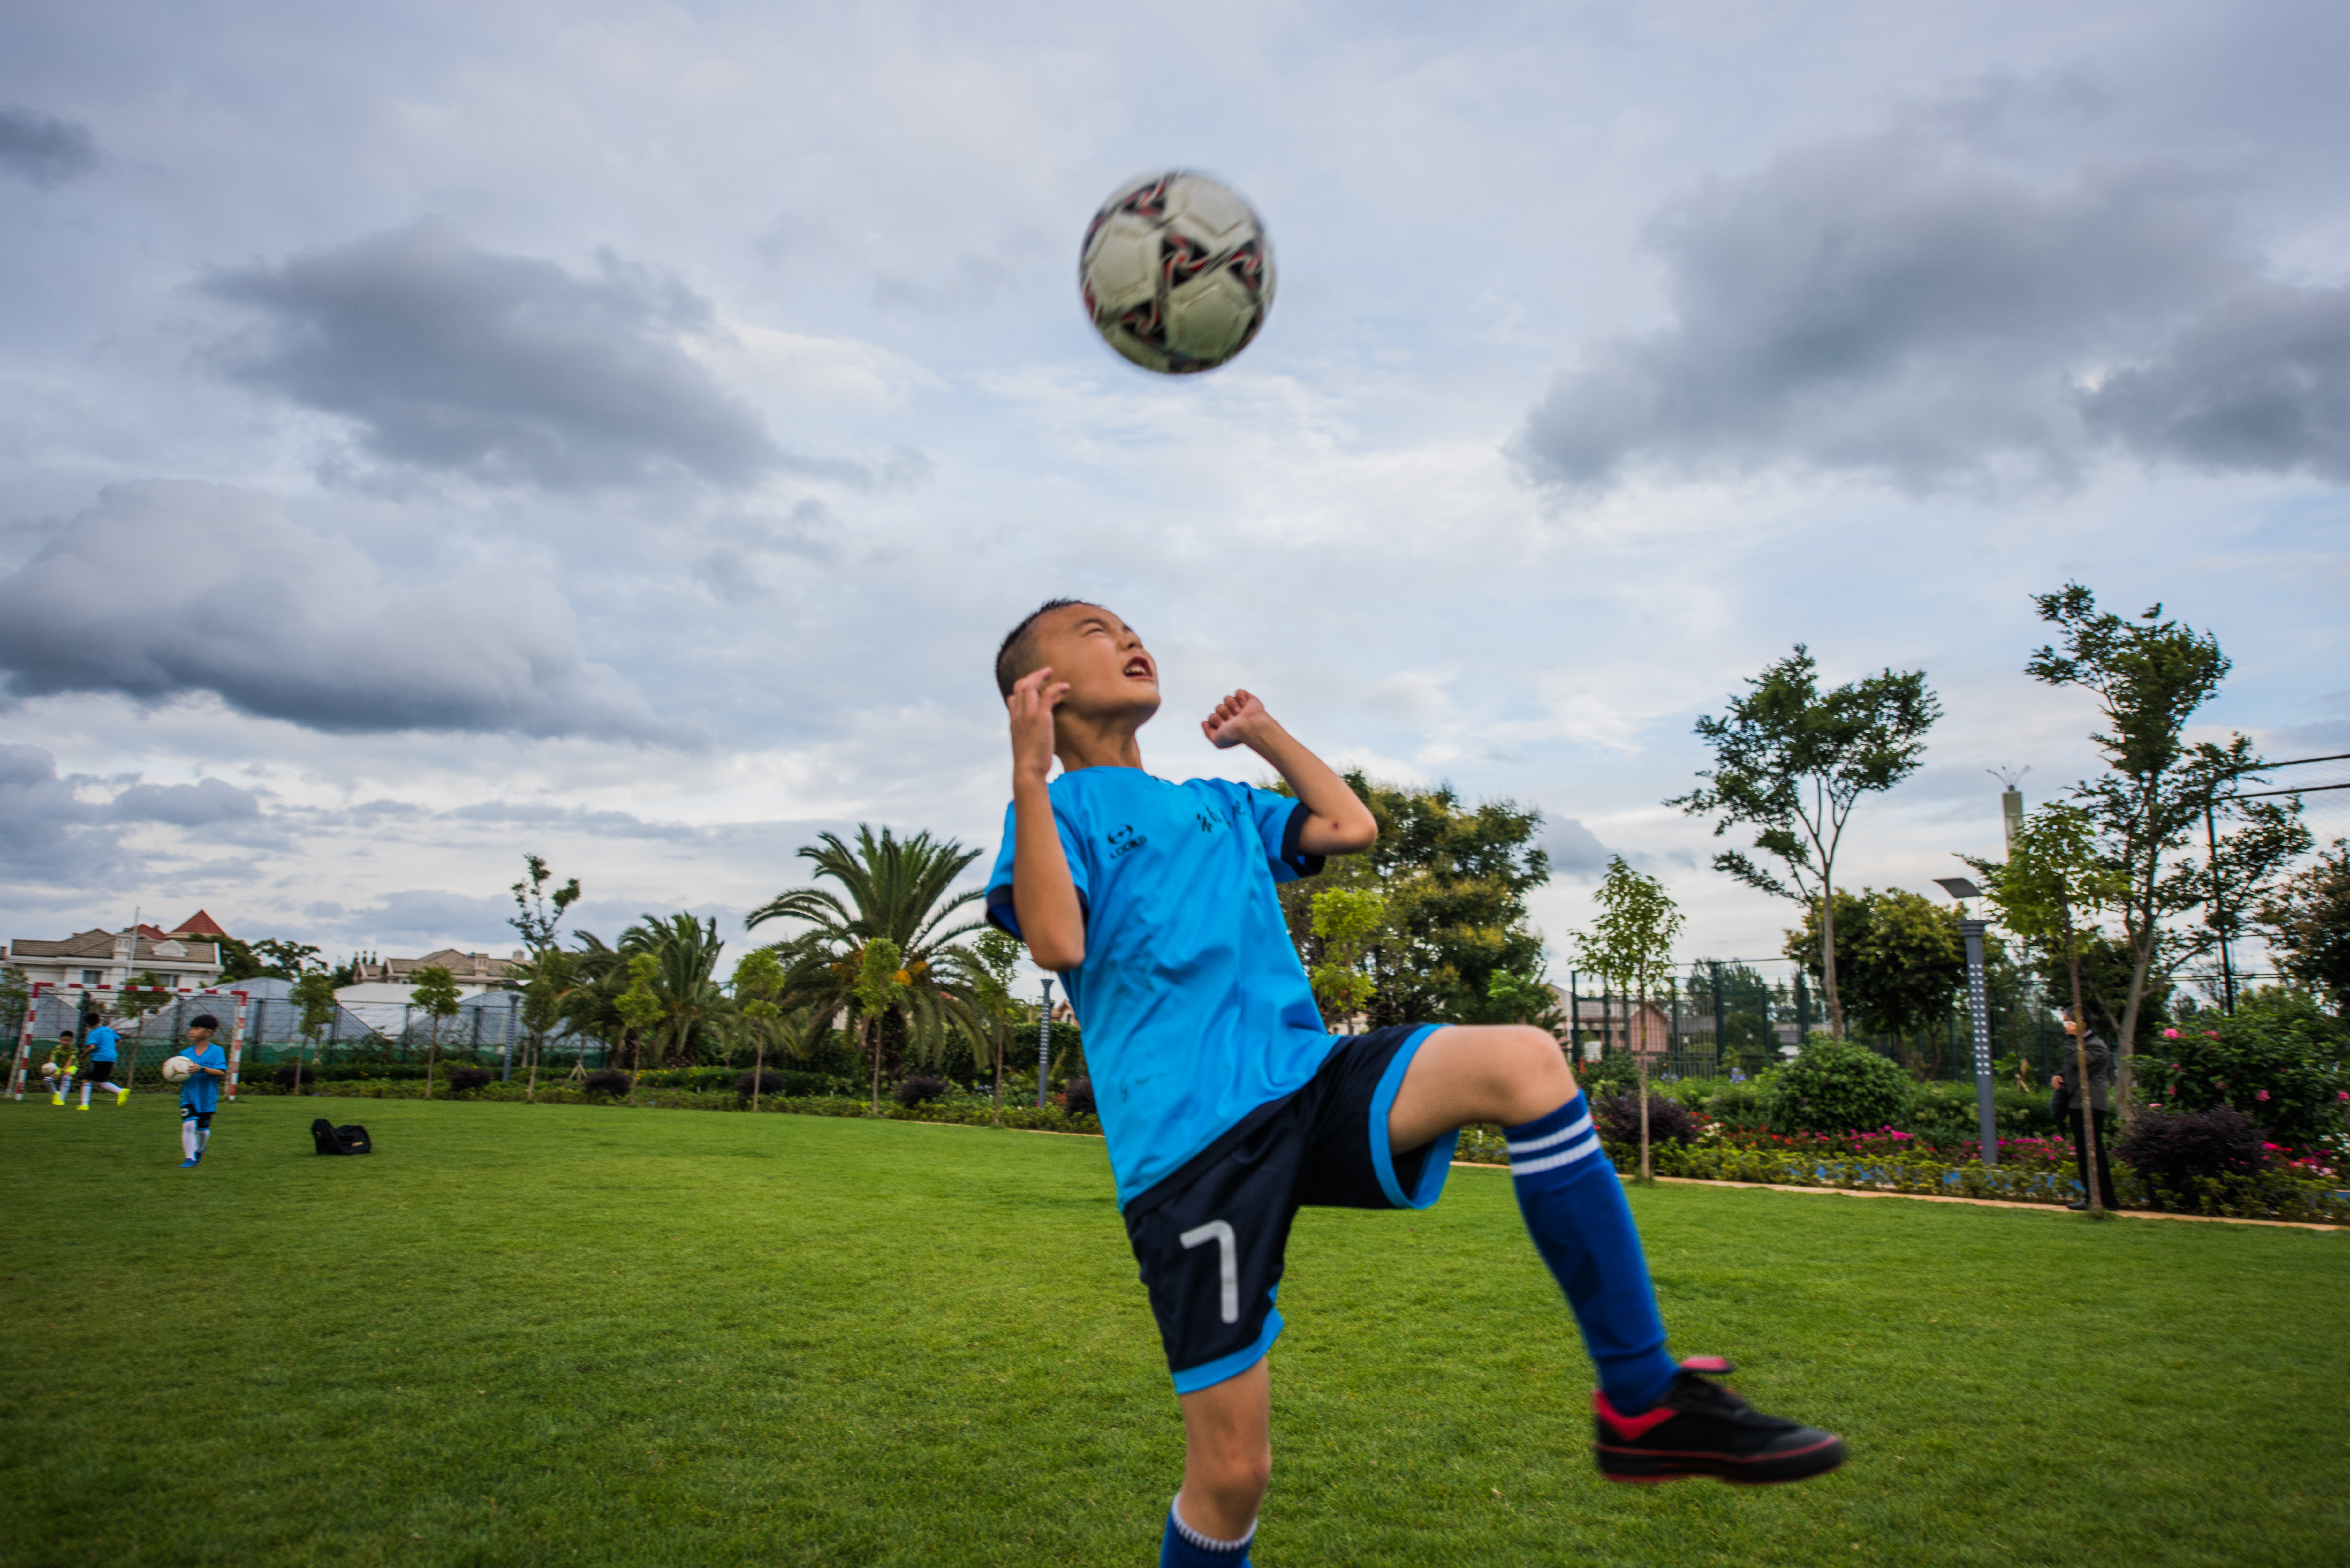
9, 981, 251, 1101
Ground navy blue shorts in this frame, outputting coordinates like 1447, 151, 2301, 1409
1121, 1024, 1459, 1393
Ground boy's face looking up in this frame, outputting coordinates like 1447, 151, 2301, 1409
1025, 604, 1160, 729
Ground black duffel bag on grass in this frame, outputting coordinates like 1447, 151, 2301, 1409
311, 1118, 374, 1156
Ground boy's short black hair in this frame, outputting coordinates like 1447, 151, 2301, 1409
994, 597, 1094, 697
189, 1014, 220, 1031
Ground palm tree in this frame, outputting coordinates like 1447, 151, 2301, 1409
619, 913, 731, 1067
747, 826, 989, 1109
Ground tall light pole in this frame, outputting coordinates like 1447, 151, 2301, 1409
1936, 877, 1999, 1166
1036, 977, 1055, 1108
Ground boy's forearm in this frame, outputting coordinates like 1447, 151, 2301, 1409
1011, 774, 1086, 970
1245, 720, 1376, 853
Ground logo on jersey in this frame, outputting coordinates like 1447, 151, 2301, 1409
1107, 823, 1147, 859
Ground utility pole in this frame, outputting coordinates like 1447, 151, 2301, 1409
1036, 977, 1055, 1109
2205, 800, 2236, 1015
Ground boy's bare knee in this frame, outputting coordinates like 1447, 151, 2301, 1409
1495, 1025, 1575, 1116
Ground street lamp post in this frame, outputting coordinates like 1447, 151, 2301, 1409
1936, 877, 1999, 1167
1036, 977, 1055, 1109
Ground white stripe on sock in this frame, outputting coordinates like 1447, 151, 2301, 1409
1506, 1111, 1593, 1156
1509, 1133, 1603, 1176
1171, 1500, 1256, 1553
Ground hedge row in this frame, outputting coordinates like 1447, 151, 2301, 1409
268, 1077, 1104, 1136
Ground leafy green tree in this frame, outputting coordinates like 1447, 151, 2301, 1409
1668, 645, 1940, 1038
1276, 775, 1549, 1026
508, 946, 577, 1102
410, 965, 462, 1100
852, 938, 912, 1114
554, 934, 632, 1077
1968, 801, 2130, 1214
508, 854, 581, 1101
288, 968, 339, 1089
1572, 856, 1685, 1182
2257, 840, 2350, 1017
1786, 887, 1965, 1071
730, 946, 793, 1112
953, 927, 1027, 1126
1486, 969, 1566, 1034
614, 952, 667, 1104
2025, 584, 2309, 1118
747, 826, 986, 1085
1307, 886, 1387, 1029
252, 939, 321, 979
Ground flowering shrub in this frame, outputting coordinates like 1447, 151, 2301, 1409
2154, 999, 2346, 1144
2117, 1105, 2269, 1206
1594, 1092, 1702, 1147
1759, 1038, 1913, 1136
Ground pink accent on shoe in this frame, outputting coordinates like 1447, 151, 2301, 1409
1592, 1391, 1676, 1438
1679, 1355, 1734, 1374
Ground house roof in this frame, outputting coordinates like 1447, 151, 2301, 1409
8, 929, 221, 966
170, 909, 231, 938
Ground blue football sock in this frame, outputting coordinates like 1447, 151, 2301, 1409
1160, 1500, 1252, 1567
1505, 1092, 1679, 1413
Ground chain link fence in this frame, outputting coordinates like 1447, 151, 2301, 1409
1562, 955, 2073, 1083
19, 984, 615, 1091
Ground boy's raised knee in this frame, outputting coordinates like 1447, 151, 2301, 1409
1493, 1024, 1576, 1119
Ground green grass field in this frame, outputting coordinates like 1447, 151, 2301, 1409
4, 1096, 2346, 1567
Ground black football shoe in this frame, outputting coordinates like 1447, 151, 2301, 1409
1593, 1357, 1847, 1485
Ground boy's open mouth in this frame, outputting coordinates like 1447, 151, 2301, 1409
1124, 656, 1155, 680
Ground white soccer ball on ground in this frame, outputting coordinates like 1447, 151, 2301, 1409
1080, 170, 1274, 374
161, 1055, 195, 1083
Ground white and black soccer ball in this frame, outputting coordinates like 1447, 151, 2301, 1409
161, 1055, 195, 1083
1079, 171, 1274, 375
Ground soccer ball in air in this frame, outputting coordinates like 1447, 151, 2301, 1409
1080, 171, 1274, 374
161, 1055, 195, 1083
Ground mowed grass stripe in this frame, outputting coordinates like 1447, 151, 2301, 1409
3, 1097, 2344, 1567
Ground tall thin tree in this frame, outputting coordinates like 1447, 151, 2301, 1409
1670, 646, 1938, 1037
2025, 586, 2308, 1120
1572, 857, 1685, 1184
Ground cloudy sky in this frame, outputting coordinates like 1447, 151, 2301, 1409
4, 0, 2345, 987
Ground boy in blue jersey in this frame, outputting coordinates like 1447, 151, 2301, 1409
175, 1016, 229, 1168
986, 601, 1844, 1567
76, 1011, 130, 1108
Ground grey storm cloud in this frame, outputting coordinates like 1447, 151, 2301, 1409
0, 481, 682, 741
0, 105, 100, 188
109, 776, 263, 827
199, 220, 858, 492
0, 744, 122, 882
1517, 102, 2350, 492
1541, 816, 1616, 878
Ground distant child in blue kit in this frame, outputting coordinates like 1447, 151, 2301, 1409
77, 1011, 129, 1108
177, 1016, 229, 1168
984, 600, 1844, 1568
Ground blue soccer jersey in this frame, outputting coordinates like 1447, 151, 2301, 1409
85, 1026, 120, 1063
179, 1044, 228, 1113
985, 768, 1333, 1206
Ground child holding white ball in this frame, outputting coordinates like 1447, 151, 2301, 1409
175, 1016, 228, 1168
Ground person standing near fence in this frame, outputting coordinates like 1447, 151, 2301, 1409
2049, 1010, 2116, 1210
77, 1009, 128, 1108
